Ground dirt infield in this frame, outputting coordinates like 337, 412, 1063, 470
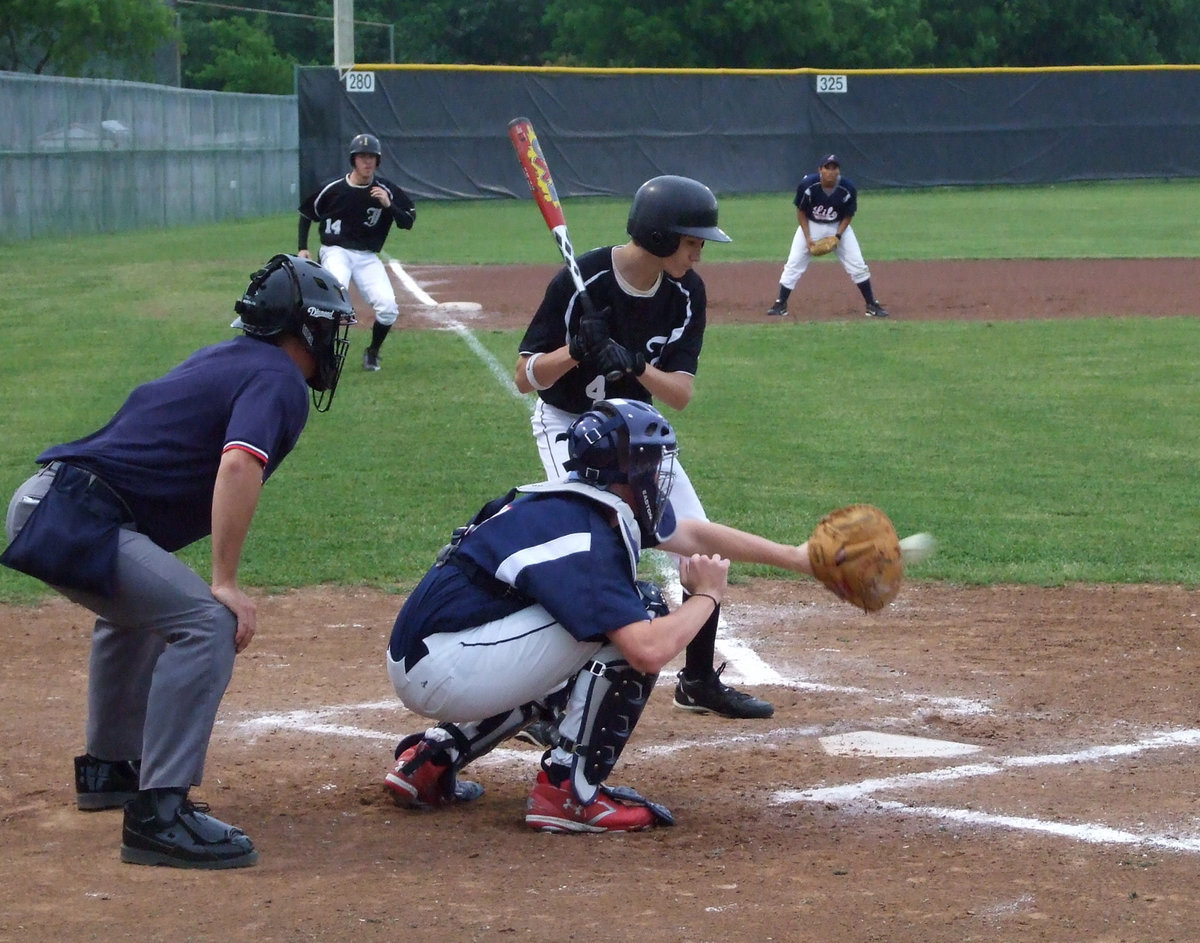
2, 259, 1198, 943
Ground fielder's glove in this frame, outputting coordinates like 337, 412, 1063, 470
594, 339, 646, 378
568, 302, 611, 362
808, 504, 903, 612
810, 235, 840, 256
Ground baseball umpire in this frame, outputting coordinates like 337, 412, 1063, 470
298, 132, 416, 371
513, 175, 774, 739
1, 254, 355, 869
766, 154, 890, 319
382, 399, 905, 832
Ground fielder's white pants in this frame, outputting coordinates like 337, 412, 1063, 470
318, 244, 400, 325
780, 220, 871, 288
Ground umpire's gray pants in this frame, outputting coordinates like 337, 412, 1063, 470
6, 466, 237, 791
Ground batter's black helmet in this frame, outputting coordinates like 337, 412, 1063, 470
626, 175, 731, 258
349, 132, 382, 167
233, 255, 356, 411
564, 399, 678, 543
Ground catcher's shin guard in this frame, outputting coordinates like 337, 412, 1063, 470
554, 645, 657, 805
404, 703, 540, 770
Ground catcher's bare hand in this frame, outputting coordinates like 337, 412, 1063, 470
678, 553, 729, 604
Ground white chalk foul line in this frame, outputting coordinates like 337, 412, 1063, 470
774, 728, 1200, 853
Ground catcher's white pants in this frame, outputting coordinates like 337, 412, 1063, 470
780, 220, 871, 288
387, 603, 602, 722
318, 244, 400, 325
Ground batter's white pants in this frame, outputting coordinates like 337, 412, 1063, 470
319, 244, 400, 325
780, 220, 871, 288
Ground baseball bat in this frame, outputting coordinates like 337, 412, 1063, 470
507, 116, 622, 382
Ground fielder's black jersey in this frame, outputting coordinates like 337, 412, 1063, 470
794, 173, 858, 224
298, 173, 416, 253
519, 246, 707, 415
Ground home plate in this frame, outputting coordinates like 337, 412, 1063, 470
437, 301, 483, 313
820, 731, 982, 758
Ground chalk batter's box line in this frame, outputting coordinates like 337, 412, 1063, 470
774, 728, 1200, 854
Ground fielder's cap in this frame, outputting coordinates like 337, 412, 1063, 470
820, 153, 840, 167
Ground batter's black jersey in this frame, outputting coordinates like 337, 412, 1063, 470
519, 246, 706, 415
794, 173, 858, 224
298, 173, 416, 253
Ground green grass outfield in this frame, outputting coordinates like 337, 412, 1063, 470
1, 181, 1198, 601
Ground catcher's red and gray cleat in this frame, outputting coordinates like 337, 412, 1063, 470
524, 771, 659, 833
384, 741, 483, 809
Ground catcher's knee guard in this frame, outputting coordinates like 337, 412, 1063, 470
555, 647, 657, 805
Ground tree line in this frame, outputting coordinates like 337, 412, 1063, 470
3, 0, 1198, 94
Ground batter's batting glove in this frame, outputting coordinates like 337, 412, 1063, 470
569, 301, 612, 363
595, 339, 646, 378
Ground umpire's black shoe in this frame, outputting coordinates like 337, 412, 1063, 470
673, 663, 775, 719
75, 753, 141, 811
120, 788, 258, 869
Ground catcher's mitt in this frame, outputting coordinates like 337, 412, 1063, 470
810, 235, 840, 256
808, 504, 903, 612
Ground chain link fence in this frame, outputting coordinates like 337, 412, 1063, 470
0, 71, 297, 242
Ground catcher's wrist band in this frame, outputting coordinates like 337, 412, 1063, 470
690, 592, 720, 611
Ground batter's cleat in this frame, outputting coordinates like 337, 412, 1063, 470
384, 741, 484, 809
120, 788, 258, 869
673, 662, 775, 719
75, 753, 141, 811
514, 719, 559, 749
865, 301, 890, 318
362, 346, 382, 371
524, 771, 657, 833
766, 301, 789, 317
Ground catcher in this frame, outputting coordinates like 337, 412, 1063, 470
765, 153, 890, 319
382, 399, 904, 833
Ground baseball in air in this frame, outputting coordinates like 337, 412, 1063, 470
899, 533, 937, 566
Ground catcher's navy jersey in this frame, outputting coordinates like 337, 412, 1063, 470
298, 173, 416, 253
389, 484, 676, 664
519, 246, 706, 414
38, 337, 309, 552
795, 173, 858, 224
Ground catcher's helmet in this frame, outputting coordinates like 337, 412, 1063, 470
233, 254, 356, 411
626, 175, 731, 258
564, 399, 678, 542
349, 132, 382, 167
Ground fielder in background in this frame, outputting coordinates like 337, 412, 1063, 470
383, 399, 827, 833
766, 153, 890, 319
1, 255, 356, 869
298, 132, 416, 372
513, 175, 774, 732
